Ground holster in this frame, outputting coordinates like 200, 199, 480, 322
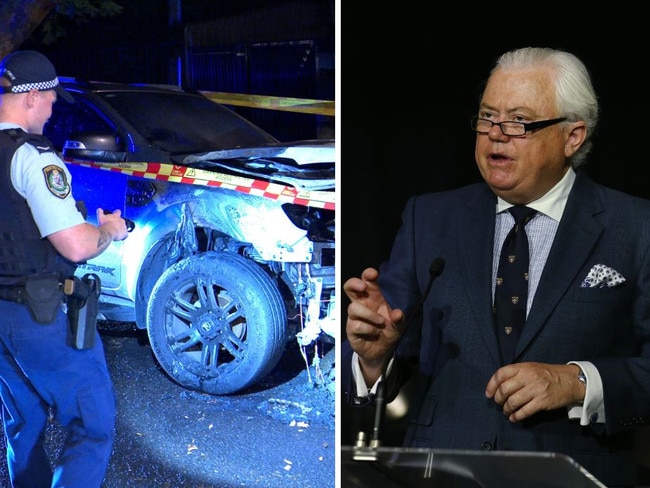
24, 275, 63, 324
64, 273, 101, 350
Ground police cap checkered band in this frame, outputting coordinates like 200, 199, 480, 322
2, 78, 60, 94
0, 50, 73, 103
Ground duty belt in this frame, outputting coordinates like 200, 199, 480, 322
0, 285, 26, 304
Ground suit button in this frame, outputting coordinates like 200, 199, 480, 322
480, 441, 493, 450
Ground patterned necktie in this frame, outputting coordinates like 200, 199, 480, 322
494, 205, 537, 364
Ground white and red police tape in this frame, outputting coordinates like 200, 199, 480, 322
64, 159, 336, 210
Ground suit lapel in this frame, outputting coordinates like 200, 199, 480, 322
514, 173, 605, 358
458, 187, 503, 365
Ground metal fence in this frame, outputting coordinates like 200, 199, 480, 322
47, 39, 333, 141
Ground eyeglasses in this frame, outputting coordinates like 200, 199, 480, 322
470, 116, 567, 136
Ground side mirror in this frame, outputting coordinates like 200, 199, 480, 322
63, 132, 126, 163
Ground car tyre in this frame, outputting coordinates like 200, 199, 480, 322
146, 251, 287, 395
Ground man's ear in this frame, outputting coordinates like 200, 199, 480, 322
564, 121, 587, 158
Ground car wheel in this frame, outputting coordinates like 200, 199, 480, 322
146, 251, 287, 395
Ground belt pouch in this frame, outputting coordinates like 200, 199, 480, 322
24, 275, 62, 324
65, 273, 101, 350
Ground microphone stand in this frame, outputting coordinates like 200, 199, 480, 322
353, 257, 445, 462
352, 359, 390, 461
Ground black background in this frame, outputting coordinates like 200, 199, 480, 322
341, 12, 648, 294
339, 10, 650, 456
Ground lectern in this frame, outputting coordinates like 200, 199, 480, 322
341, 446, 607, 488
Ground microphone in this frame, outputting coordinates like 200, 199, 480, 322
354, 257, 445, 461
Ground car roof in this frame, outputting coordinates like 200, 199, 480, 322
59, 77, 200, 95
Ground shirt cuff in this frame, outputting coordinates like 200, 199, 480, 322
352, 351, 393, 397
567, 361, 605, 425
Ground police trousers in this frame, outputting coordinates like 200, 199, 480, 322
0, 299, 115, 488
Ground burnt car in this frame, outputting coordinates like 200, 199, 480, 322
43, 78, 336, 395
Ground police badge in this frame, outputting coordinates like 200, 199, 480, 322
43, 164, 70, 198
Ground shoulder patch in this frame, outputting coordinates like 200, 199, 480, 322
43, 164, 71, 199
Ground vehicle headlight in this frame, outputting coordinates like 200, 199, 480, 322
281, 204, 334, 243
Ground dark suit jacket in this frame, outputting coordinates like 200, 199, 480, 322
342, 170, 650, 487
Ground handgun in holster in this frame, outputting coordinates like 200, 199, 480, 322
64, 273, 101, 350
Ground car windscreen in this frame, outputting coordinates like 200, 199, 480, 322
99, 91, 279, 153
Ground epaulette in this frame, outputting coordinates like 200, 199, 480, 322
0, 128, 55, 155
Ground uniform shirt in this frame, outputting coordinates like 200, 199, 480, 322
1, 122, 85, 237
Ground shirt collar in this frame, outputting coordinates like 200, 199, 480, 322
0, 122, 26, 131
496, 168, 575, 222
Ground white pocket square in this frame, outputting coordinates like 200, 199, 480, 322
580, 264, 626, 288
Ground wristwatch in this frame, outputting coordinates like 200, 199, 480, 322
577, 369, 587, 385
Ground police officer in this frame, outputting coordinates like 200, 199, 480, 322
0, 50, 129, 487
